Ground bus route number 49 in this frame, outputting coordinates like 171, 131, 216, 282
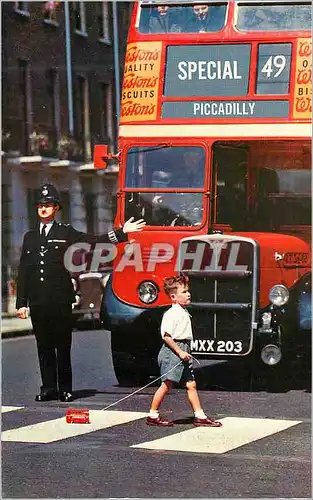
261, 55, 286, 78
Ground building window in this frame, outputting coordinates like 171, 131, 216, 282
46, 69, 60, 134
18, 59, 32, 154
100, 83, 109, 140
27, 189, 41, 228
72, 1, 87, 35
99, 83, 113, 146
75, 75, 90, 159
84, 192, 95, 234
81, 178, 95, 234
76, 76, 86, 138
43, 1, 60, 25
59, 191, 70, 223
98, 1, 110, 42
14, 2, 29, 15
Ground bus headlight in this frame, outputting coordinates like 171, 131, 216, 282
138, 281, 158, 304
260, 344, 282, 366
269, 285, 289, 306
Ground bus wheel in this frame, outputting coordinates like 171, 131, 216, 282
111, 331, 152, 387
251, 355, 294, 392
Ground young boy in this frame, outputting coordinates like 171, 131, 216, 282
146, 275, 222, 427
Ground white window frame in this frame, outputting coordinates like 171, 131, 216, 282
14, 2, 30, 17
74, 1, 87, 37
43, 1, 60, 27
98, 1, 111, 44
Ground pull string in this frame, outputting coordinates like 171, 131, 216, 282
100, 355, 201, 412
100, 361, 183, 412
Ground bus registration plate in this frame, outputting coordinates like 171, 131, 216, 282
191, 339, 243, 354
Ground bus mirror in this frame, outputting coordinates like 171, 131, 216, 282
94, 145, 109, 169
94, 145, 121, 168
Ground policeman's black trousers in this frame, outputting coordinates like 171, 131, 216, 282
30, 304, 73, 393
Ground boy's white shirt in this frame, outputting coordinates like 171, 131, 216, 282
160, 303, 193, 340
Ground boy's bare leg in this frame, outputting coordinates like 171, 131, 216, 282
147, 379, 174, 426
186, 380, 202, 412
150, 379, 173, 411
186, 380, 223, 427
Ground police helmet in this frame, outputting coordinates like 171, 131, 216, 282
37, 183, 61, 206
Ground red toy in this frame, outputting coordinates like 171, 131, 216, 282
65, 409, 90, 424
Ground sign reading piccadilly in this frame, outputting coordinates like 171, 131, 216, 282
293, 38, 312, 119
120, 42, 162, 123
162, 100, 289, 118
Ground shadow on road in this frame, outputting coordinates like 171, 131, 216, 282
73, 359, 311, 397
194, 359, 311, 394
72, 389, 98, 399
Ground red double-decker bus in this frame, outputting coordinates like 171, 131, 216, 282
95, 0, 311, 386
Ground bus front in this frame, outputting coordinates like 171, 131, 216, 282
99, 0, 312, 385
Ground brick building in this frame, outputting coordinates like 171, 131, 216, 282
2, 1, 132, 312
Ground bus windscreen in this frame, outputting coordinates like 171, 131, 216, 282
125, 146, 206, 227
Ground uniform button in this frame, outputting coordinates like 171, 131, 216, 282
40, 278, 44, 282
40, 261, 44, 265
40, 269, 44, 273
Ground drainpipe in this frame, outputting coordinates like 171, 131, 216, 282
64, 0, 74, 135
112, 0, 120, 144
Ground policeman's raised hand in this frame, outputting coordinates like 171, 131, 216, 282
123, 217, 146, 234
17, 307, 29, 319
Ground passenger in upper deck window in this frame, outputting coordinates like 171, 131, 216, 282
149, 5, 182, 33
185, 4, 226, 33
185, 4, 212, 32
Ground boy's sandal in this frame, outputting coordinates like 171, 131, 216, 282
193, 417, 222, 427
146, 416, 174, 427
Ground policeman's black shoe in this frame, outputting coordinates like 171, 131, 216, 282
59, 392, 74, 403
35, 390, 58, 402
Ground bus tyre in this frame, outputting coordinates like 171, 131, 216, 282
111, 331, 151, 387
253, 354, 293, 392
112, 352, 150, 387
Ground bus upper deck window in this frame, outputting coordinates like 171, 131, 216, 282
236, 4, 312, 32
138, 3, 227, 34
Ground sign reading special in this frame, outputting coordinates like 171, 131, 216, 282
121, 42, 162, 123
292, 38, 312, 119
164, 44, 251, 97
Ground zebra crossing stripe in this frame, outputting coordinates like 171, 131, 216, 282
1, 406, 24, 413
131, 417, 302, 454
1, 410, 148, 443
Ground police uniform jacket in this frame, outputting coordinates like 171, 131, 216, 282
16, 222, 127, 309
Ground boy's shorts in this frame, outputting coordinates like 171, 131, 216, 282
157, 341, 195, 384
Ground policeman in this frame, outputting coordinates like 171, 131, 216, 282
16, 183, 146, 402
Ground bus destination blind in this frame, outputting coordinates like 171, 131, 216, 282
163, 43, 292, 118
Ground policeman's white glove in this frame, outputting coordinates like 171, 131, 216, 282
123, 217, 146, 234
17, 307, 29, 319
